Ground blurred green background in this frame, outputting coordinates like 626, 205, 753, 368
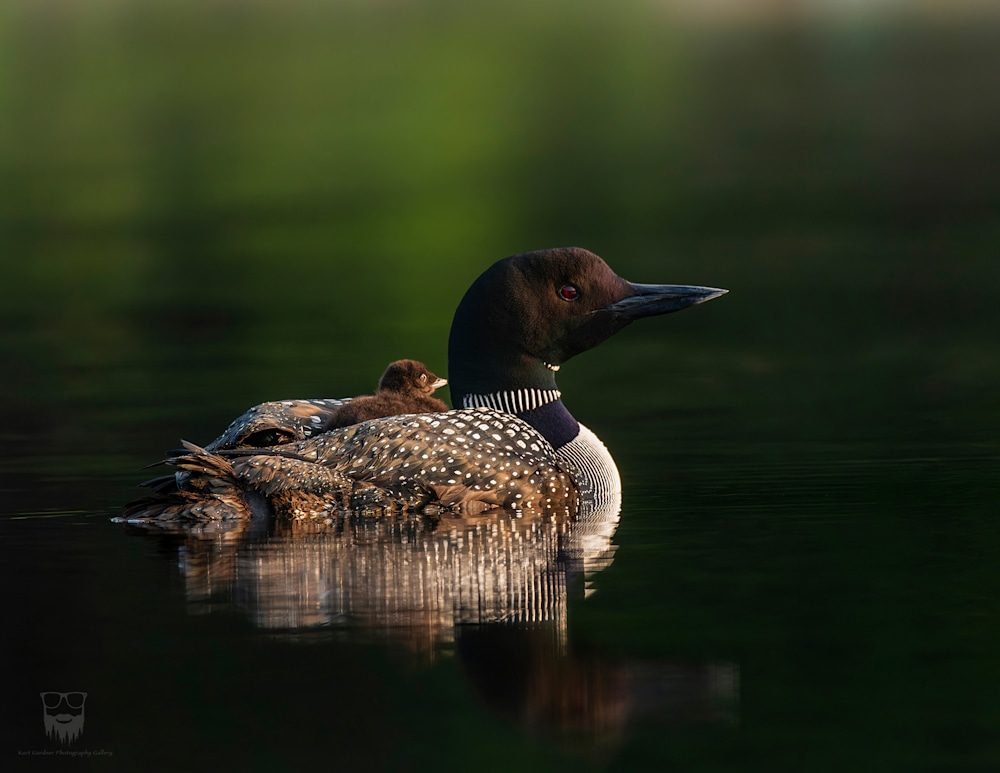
3, 1, 1000, 769
2, 0, 998, 464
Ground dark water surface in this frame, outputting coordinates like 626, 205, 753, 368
4, 2, 1000, 770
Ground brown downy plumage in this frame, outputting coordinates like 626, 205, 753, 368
322, 359, 449, 429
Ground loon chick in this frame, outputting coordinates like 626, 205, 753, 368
322, 359, 449, 430
122, 247, 726, 521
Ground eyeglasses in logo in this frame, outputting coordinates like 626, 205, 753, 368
40, 692, 87, 745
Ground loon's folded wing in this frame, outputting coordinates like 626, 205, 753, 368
205, 398, 350, 451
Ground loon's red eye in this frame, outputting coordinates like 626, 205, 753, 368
558, 284, 579, 301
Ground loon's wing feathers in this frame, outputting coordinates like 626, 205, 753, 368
231, 452, 352, 500
147, 407, 577, 515
204, 398, 349, 451
234, 408, 579, 513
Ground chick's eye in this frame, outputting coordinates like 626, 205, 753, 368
558, 284, 579, 301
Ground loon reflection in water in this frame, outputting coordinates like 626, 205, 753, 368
120, 247, 726, 522
131, 507, 739, 739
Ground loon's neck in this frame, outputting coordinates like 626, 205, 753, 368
451, 354, 582, 447
460, 391, 580, 449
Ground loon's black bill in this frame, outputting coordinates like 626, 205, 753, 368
605, 283, 729, 319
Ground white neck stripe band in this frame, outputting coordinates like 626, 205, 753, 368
461, 388, 562, 414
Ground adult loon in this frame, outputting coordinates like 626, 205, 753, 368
120, 247, 726, 522
322, 359, 448, 430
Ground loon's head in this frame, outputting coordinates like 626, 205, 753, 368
447, 247, 726, 445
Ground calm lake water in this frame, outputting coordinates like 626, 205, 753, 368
3, 3, 1000, 771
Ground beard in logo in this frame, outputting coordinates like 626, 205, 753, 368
40, 692, 87, 744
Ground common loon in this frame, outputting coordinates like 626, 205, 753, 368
121, 247, 726, 522
322, 359, 449, 430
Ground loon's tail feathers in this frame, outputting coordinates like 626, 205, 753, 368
172, 441, 238, 490
137, 473, 180, 495
117, 442, 250, 524
117, 489, 250, 525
